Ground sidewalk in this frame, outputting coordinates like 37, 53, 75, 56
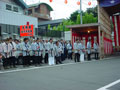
0, 54, 120, 72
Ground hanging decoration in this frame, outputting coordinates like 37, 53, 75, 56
77, 1, 80, 5
64, 0, 68, 4
49, 0, 53, 3
88, 1, 91, 6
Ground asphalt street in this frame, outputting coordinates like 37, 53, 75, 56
0, 57, 120, 90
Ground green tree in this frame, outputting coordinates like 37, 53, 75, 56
48, 24, 51, 30
86, 6, 98, 17
53, 26, 57, 30
76, 14, 80, 24
69, 10, 79, 22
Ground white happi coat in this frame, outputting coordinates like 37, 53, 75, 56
9, 41, 17, 57
79, 43, 85, 54
15, 43, 22, 57
30, 42, 36, 56
2, 42, 11, 58
48, 42, 55, 57
39, 42, 44, 56
44, 42, 49, 53
93, 43, 99, 53
22, 42, 31, 56
34, 42, 41, 56
59, 42, 64, 54
67, 43, 72, 53
54, 45, 62, 57
48, 42, 55, 65
87, 42, 91, 54
74, 42, 79, 53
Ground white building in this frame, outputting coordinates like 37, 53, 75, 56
0, 0, 38, 40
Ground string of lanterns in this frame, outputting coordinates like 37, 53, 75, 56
49, 0, 92, 6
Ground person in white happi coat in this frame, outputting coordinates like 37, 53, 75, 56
67, 41, 72, 60
59, 39, 65, 61
87, 39, 92, 60
74, 39, 80, 62
34, 38, 41, 65
14, 39, 22, 65
9, 37, 17, 68
2, 39, 11, 68
44, 40, 49, 64
30, 40, 36, 64
22, 38, 31, 66
39, 39, 44, 64
48, 38, 55, 65
54, 41, 62, 64
93, 40, 99, 60
79, 40, 85, 62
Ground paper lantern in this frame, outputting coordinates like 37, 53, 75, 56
77, 1, 80, 5
64, 0, 68, 4
49, 0, 53, 3
88, 1, 91, 6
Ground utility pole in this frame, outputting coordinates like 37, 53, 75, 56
80, 0, 82, 24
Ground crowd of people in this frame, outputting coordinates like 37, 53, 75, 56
0, 37, 99, 70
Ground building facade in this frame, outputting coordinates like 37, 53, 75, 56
0, 0, 38, 40
25, 3, 53, 22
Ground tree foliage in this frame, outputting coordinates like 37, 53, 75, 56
48, 24, 51, 30
56, 6, 98, 31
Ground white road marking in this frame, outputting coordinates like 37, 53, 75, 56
0, 56, 119, 74
97, 79, 120, 90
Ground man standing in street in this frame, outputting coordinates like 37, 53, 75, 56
44, 40, 49, 64
74, 39, 80, 62
94, 40, 99, 60
87, 39, 92, 61
9, 37, 17, 68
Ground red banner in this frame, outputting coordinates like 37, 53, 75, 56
20, 22, 34, 37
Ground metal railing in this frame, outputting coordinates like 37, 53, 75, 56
37, 28, 64, 37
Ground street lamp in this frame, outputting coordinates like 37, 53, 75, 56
80, 0, 82, 24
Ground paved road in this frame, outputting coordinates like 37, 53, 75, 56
0, 57, 120, 90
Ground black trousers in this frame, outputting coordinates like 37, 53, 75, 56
17, 56, 23, 65
95, 52, 99, 60
44, 53, 48, 64
88, 54, 91, 61
9, 56, 16, 67
61, 54, 64, 61
74, 53, 80, 62
30, 56, 36, 65
37, 55, 43, 64
23, 56, 30, 66
55, 56, 62, 64
68, 53, 72, 60
3, 58, 8, 68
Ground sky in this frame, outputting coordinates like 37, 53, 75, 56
23, 0, 97, 20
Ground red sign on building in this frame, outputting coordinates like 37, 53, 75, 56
20, 22, 34, 37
